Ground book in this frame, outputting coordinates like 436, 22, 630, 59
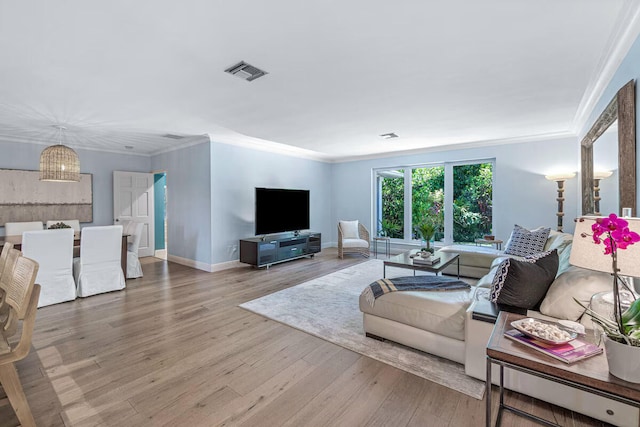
413, 256, 439, 265
504, 329, 603, 364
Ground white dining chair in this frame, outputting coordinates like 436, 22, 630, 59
74, 225, 125, 297
21, 229, 76, 307
4, 222, 43, 236
126, 222, 144, 279
46, 219, 81, 232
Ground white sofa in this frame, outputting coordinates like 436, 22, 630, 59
359, 230, 639, 426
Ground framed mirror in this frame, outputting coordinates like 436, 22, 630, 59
581, 80, 636, 216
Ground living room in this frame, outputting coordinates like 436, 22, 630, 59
2, 1, 640, 426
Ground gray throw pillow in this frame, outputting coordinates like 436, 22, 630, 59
489, 250, 559, 309
504, 224, 551, 257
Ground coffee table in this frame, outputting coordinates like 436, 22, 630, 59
486, 311, 640, 426
383, 249, 459, 278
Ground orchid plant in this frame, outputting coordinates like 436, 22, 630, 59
576, 214, 640, 346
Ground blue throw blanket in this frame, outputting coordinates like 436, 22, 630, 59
362, 275, 470, 307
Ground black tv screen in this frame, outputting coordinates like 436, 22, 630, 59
255, 188, 310, 235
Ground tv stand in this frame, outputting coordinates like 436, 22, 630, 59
240, 232, 321, 268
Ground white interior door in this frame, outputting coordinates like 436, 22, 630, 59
113, 171, 155, 257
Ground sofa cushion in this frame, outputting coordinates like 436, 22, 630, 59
539, 266, 613, 321
439, 245, 503, 269
490, 250, 559, 309
359, 284, 473, 341
504, 225, 551, 257
340, 220, 360, 239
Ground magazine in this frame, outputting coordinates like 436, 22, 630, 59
504, 329, 603, 364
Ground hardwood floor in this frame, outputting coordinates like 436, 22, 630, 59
0, 249, 610, 426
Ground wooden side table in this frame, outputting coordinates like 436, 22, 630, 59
486, 312, 640, 426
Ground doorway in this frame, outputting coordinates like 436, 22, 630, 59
154, 172, 167, 259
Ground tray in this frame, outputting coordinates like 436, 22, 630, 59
511, 318, 577, 345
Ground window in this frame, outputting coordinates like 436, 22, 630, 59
375, 160, 493, 245
376, 169, 404, 239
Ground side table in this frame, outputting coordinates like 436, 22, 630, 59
486, 311, 640, 427
475, 238, 503, 250
373, 236, 390, 258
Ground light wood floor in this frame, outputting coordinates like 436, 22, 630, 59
0, 249, 611, 426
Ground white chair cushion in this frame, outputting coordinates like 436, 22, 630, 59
539, 266, 613, 321
342, 238, 368, 248
340, 220, 360, 239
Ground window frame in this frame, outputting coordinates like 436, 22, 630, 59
372, 158, 495, 247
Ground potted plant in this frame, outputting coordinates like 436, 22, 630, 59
574, 214, 640, 382
415, 219, 437, 254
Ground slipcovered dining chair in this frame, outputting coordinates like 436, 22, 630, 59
0, 242, 14, 281
126, 222, 144, 279
46, 219, 80, 232
74, 225, 126, 297
337, 220, 370, 259
0, 255, 40, 427
4, 222, 43, 236
22, 229, 76, 307
0, 249, 21, 315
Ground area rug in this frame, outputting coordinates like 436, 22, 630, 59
239, 259, 485, 399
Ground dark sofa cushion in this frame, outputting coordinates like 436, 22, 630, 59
489, 250, 559, 310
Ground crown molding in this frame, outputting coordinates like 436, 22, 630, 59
208, 133, 333, 163
572, 1, 640, 135
0, 134, 151, 157
150, 135, 211, 156
329, 131, 576, 163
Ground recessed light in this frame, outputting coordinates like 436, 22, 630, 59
380, 132, 398, 140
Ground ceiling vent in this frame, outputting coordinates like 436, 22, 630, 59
380, 132, 399, 140
224, 61, 268, 82
162, 134, 186, 140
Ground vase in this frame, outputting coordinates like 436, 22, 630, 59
604, 335, 640, 383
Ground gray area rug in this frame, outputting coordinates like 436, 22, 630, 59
239, 259, 485, 399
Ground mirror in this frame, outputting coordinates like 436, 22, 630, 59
581, 80, 636, 216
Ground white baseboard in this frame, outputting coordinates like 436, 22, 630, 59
167, 254, 214, 272
211, 260, 242, 272
154, 249, 167, 259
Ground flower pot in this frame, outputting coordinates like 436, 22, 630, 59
604, 336, 640, 383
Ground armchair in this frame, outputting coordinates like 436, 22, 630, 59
338, 220, 370, 259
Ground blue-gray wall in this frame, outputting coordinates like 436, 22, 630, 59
210, 141, 333, 265
0, 140, 150, 236
151, 141, 212, 267
330, 137, 580, 246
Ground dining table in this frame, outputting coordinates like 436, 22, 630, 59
0, 231, 129, 275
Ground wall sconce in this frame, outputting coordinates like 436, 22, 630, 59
545, 173, 576, 232
593, 171, 613, 215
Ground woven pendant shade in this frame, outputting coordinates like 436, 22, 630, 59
39, 144, 80, 182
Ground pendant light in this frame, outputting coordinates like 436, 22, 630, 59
39, 125, 80, 182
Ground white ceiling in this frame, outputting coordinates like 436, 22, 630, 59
0, 0, 638, 161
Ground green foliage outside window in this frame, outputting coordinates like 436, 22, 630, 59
378, 163, 493, 243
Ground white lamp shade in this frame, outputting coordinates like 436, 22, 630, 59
570, 216, 640, 277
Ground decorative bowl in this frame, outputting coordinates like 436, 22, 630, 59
483, 235, 495, 240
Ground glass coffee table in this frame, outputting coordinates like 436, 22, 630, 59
383, 249, 460, 278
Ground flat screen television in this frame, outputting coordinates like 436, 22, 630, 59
255, 187, 310, 235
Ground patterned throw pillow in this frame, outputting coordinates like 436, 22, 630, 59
503, 225, 550, 257
489, 250, 559, 309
